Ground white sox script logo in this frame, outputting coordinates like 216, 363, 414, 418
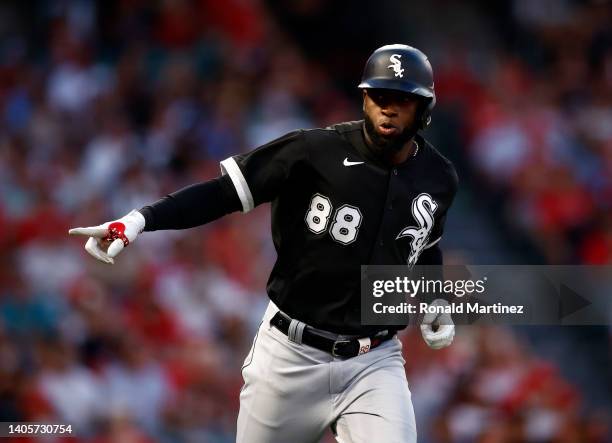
388, 54, 404, 78
396, 193, 438, 266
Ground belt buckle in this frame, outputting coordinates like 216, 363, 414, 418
331, 339, 352, 358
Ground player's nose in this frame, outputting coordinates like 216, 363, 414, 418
380, 104, 398, 117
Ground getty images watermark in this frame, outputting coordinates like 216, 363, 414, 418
360, 265, 612, 327
370, 275, 526, 315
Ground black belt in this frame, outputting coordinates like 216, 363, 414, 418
270, 311, 395, 358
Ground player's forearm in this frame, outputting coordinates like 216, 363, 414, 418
139, 175, 242, 231
415, 244, 451, 303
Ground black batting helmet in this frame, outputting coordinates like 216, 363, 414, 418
358, 44, 436, 129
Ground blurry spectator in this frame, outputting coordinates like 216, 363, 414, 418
37, 339, 104, 431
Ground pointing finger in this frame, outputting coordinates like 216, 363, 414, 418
69, 226, 109, 238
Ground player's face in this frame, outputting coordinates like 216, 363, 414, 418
362, 89, 420, 152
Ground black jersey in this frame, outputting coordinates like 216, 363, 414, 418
220, 120, 458, 334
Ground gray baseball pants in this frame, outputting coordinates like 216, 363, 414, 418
236, 302, 417, 443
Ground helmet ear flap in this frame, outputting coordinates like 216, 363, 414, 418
418, 98, 433, 129
422, 113, 432, 129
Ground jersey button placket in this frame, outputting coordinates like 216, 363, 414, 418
389, 170, 398, 209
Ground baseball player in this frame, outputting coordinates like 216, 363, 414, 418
69, 44, 458, 442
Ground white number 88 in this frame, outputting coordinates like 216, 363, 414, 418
305, 194, 362, 245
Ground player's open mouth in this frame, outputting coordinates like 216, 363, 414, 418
378, 122, 398, 136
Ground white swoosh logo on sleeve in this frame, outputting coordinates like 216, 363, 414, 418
343, 158, 365, 167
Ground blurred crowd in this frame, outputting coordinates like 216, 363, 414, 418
404, 326, 610, 443
437, 0, 612, 264
0, 1, 609, 442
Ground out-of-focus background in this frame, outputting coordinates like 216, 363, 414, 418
0, 1, 610, 442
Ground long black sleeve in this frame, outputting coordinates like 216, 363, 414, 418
139, 175, 242, 231
415, 243, 449, 307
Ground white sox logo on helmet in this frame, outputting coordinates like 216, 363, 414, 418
396, 193, 438, 266
388, 54, 404, 78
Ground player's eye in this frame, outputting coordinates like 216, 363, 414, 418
370, 90, 414, 105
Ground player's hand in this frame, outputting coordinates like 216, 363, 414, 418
68, 210, 146, 264
420, 298, 455, 349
